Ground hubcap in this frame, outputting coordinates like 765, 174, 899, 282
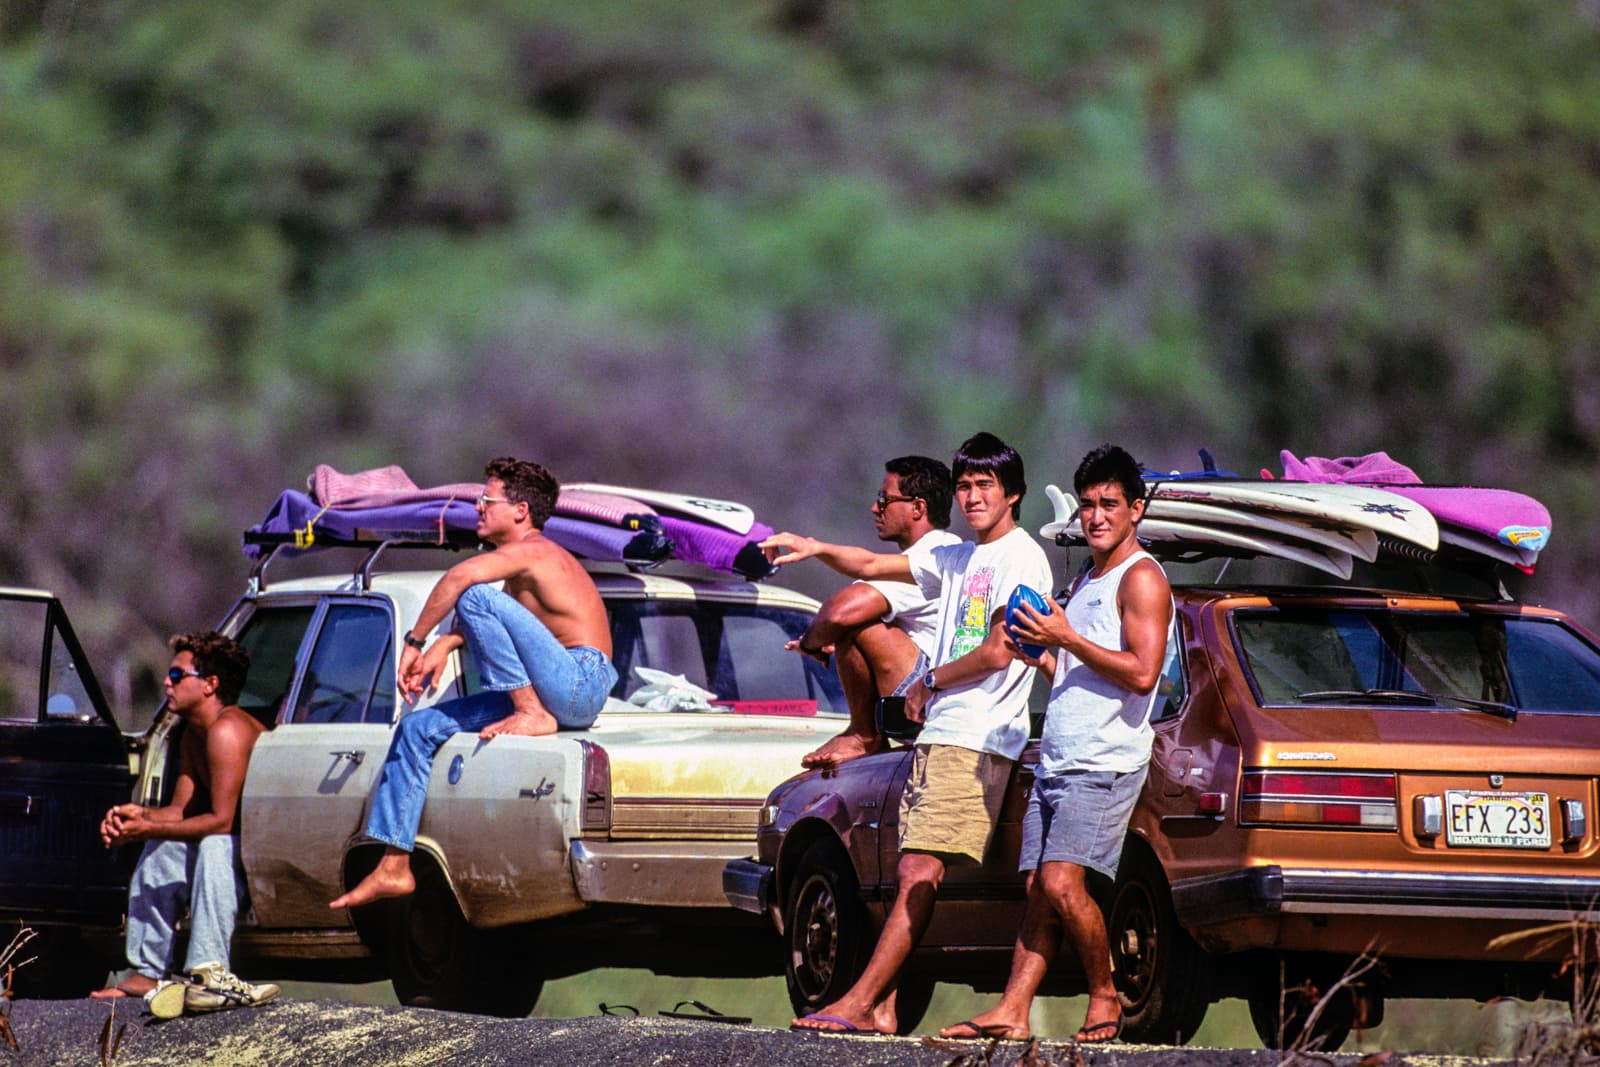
790, 874, 839, 998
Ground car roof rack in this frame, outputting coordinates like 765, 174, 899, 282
242, 529, 479, 593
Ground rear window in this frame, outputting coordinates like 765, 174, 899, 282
1232, 608, 1600, 715
602, 598, 845, 716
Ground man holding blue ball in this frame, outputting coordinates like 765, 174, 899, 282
942, 444, 1172, 1045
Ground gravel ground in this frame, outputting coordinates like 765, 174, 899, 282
0, 998, 1517, 1067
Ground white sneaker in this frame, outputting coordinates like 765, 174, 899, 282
182, 962, 280, 1013
143, 979, 188, 1020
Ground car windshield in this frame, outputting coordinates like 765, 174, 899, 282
1232, 608, 1600, 715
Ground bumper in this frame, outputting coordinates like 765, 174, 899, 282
569, 840, 759, 908
1173, 866, 1600, 927
722, 858, 774, 916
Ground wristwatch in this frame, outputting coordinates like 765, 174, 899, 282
921, 669, 940, 693
404, 632, 427, 650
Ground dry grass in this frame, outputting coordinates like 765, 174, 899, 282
0, 926, 37, 1054
1485, 915, 1600, 1065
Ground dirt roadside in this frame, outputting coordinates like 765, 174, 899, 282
0, 998, 1513, 1067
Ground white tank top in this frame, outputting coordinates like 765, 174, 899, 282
1038, 549, 1167, 777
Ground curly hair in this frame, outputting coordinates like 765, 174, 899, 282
484, 456, 559, 528
171, 631, 251, 706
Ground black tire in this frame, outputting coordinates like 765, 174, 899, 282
783, 838, 872, 1020
1106, 846, 1213, 1045
384, 859, 543, 1017
1246, 955, 1355, 1052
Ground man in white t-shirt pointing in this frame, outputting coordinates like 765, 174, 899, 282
763, 432, 1052, 1036
786, 455, 960, 771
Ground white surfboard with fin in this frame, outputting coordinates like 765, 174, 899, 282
564, 483, 757, 535
1043, 486, 1354, 579
1145, 499, 1380, 562
1147, 480, 1440, 550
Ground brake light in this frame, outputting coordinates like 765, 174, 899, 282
1240, 770, 1397, 829
578, 739, 612, 833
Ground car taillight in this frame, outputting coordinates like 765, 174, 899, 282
1239, 770, 1397, 829
578, 739, 611, 834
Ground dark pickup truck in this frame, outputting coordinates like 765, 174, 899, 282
0, 588, 134, 995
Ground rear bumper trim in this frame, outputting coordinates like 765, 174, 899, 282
1173, 866, 1600, 925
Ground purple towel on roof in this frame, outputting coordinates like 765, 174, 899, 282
659, 515, 777, 580
244, 490, 475, 559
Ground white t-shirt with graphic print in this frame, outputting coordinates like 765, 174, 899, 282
904, 525, 1052, 761
856, 528, 963, 656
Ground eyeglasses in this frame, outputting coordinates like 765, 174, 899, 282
476, 494, 513, 509
873, 491, 919, 510
167, 667, 204, 685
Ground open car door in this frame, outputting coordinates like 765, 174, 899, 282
0, 589, 133, 994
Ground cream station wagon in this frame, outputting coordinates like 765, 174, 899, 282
129, 541, 844, 1016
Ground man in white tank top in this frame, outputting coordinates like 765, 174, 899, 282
939, 445, 1172, 1045
787, 456, 961, 771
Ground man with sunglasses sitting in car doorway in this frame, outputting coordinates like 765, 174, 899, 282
788, 455, 961, 772
330, 456, 617, 912
91, 631, 279, 1018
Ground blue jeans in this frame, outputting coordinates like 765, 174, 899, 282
364, 584, 617, 852
124, 835, 246, 979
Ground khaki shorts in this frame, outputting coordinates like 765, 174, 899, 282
897, 743, 1014, 864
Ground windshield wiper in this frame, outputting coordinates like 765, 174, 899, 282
1295, 689, 1518, 722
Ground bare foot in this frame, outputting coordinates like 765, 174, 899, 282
479, 709, 558, 738
800, 731, 887, 770
329, 863, 415, 909
91, 974, 159, 999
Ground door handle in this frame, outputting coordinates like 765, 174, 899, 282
0, 792, 37, 818
329, 750, 365, 768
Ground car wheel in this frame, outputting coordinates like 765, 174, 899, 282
384, 858, 543, 1017
783, 837, 872, 1020
1246, 955, 1355, 1051
1107, 846, 1212, 1045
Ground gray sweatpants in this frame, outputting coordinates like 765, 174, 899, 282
124, 835, 246, 979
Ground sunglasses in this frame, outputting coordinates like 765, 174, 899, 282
167, 667, 205, 685
476, 494, 514, 509
873, 491, 919, 510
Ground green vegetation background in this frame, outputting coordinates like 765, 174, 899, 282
8, 0, 1600, 710
8, 3, 1598, 1049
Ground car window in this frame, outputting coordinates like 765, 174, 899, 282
0, 598, 49, 722
0, 597, 104, 726
233, 605, 316, 724
46, 622, 98, 723
1233, 608, 1600, 714
290, 604, 395, 725
603, 599, 845, 715
1151, 619, 1187, 723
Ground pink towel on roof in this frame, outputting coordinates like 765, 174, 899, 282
309, 464, 482, 508
1279, 450, 1421, 484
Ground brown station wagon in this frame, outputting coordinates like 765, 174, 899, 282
725, 556, 1600, 1049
